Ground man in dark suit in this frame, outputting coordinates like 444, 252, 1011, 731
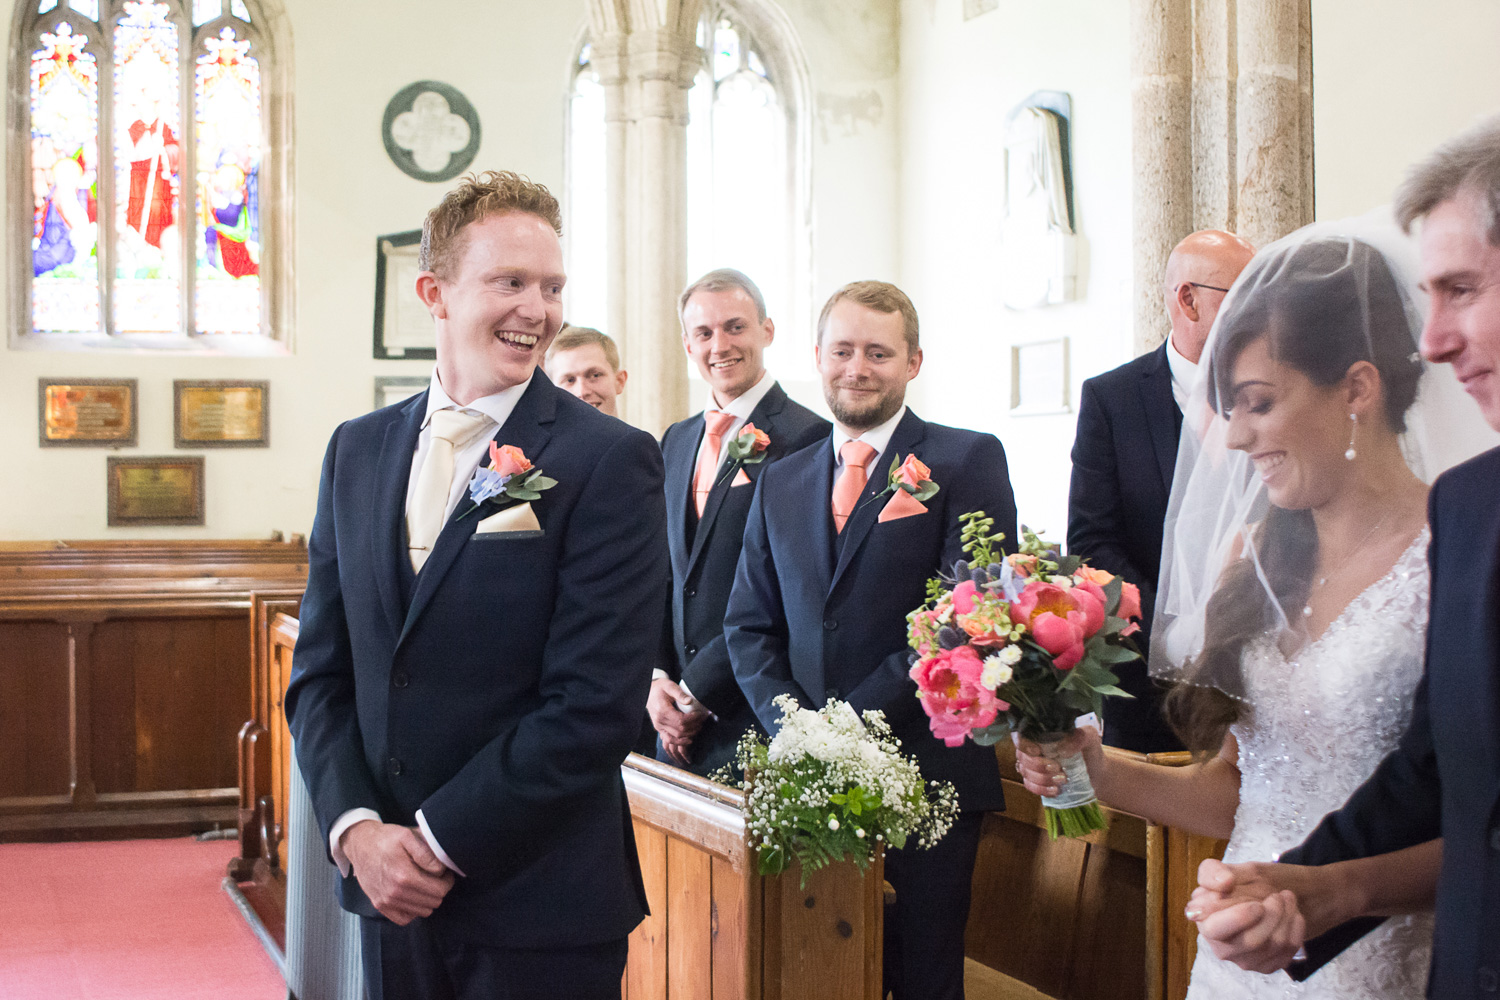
1067, 229, 1253, 751
649, 268, 829, 775
727, 281, 1018, 1000
1187, 117, 1500, 999
284, 171, 668, 1000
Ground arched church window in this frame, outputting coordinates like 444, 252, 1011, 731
687, 2, 810, 373
15, 0, 288, 348
564, 39, 608, 331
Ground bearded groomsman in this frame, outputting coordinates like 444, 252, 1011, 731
650, 268, 829, 776
726, 280, 1018, 1000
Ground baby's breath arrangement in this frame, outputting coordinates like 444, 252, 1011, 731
716, 694, 959, 885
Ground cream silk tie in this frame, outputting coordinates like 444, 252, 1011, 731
407, 408, 491, 572
832, 440, 877, 533
693, 410, 738, 518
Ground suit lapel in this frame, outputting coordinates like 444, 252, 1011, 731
831, 409, 926, 595
1140, 344, 1180, 494
664, 413, 703, 583
372, 391, 428, 637
686, 383, 790, 575
400, 371, 558, 645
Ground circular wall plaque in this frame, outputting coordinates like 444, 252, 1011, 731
381, 81, 482, 182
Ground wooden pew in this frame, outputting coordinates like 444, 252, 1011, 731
0, 539, 306, 842
229, 599, 300, 882
963, 742, 1227, 1000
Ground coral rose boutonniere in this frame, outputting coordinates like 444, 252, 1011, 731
725, 422, 772, 465
459, 442, 557, 519
885, 453, 940, 502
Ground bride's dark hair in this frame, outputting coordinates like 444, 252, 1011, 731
1164, 238, 1423, 753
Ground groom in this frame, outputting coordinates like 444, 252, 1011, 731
726, 280, 1018, 1000
285, 171, 668, 999
1187, 116, 1500, 999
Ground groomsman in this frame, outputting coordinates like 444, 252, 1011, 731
1188, 116, 1500, 1000
727, 280, 1018, 1000
545, 325, 628, 417
650, 268, 829, 775
1067, 229, 1253, 751
285, 172, 666, 999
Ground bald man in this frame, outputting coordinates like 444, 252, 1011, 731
1067, 229, 1255, 752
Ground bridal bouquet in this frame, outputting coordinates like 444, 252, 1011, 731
718, 695, 959, 885
906, 512, 1142, 838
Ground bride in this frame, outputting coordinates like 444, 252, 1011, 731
1017, 219, 1486, 998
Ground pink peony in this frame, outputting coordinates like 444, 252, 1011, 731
909, 646, 1008, 747
1009, 581, 1095, 669
1118, 582, 1143, 622
951, 580, 979, 616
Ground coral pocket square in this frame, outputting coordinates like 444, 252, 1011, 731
474, 502, 542, 538
878, 489, 928, 523
731, 468, 752, 487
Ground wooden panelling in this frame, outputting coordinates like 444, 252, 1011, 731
0, 621, 71, 799
0, 539, 305, 841
667, 836, 713, 1000
627, 821, 670, 1000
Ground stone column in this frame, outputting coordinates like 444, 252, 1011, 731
1130, 0, 1194, 353
622, 28, 699, 436
1191, 0, 1236, 232
590, 31, 631, 387
1235, 0, 1313, 249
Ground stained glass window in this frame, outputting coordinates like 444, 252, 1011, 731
20, 0, 274, 341
31, 22, 100, 333
194, 27, 259, 332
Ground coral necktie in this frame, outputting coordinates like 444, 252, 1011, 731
832, 441, 877, 533
407, 408, 490, 572
693, 410, 738, 518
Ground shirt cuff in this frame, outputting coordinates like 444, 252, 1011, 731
415, 809, 467, 877
329, 807, 382, 878
652, 667, 670, 681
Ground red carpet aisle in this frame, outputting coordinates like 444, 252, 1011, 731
0, 837, 284, 1000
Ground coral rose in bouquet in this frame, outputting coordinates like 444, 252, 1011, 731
906, 512, 1143, 838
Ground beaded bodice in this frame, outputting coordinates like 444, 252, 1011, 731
1186, 529, 1434, 999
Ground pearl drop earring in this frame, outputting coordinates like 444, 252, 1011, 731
1344, 412, 1358, 461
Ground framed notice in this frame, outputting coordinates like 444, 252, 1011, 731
1009, 338, 1072, 416
174, 380, 270, 448
38, 378, 138, 447
374, 376, 429, 410
107, 456, 206, 527
374, 230, 435, 359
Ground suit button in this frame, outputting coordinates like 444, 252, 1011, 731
685, 644, 697, 657
387, 757, 403, 776
823, 619, 838, 631
1479, 967, 1498, 993
392, 672, 409, 689
685, 587, 697, 598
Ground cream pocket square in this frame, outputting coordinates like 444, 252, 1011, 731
474, 502, 543, 539
731, 468, 752, 487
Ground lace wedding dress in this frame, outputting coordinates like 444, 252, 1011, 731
1185, 530, 1435, 1000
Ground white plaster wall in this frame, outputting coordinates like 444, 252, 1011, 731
0, 0, 587, 540
1312, 0, 1500, 222
896, 0, 1134, 538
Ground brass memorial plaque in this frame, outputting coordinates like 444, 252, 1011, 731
174, 380, 269, 447
107, 457, 205, 526
39, 379, 138, 446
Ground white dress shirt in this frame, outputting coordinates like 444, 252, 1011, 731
831, 404, 909, 489
1165, 335, 1200, 413
329, 370, 528, 880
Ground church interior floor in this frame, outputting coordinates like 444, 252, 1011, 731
0, 837, 284, 1000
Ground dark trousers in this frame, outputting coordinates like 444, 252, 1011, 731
360, 917, 628, 1000
882, 810, 985, 1000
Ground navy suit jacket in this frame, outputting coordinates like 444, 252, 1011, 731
1067, 343, 1184, 752
284, 370, 668, 949
658, 383, 830, 776
1282, 446, 1500, 998
726, 409, 1018, 811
